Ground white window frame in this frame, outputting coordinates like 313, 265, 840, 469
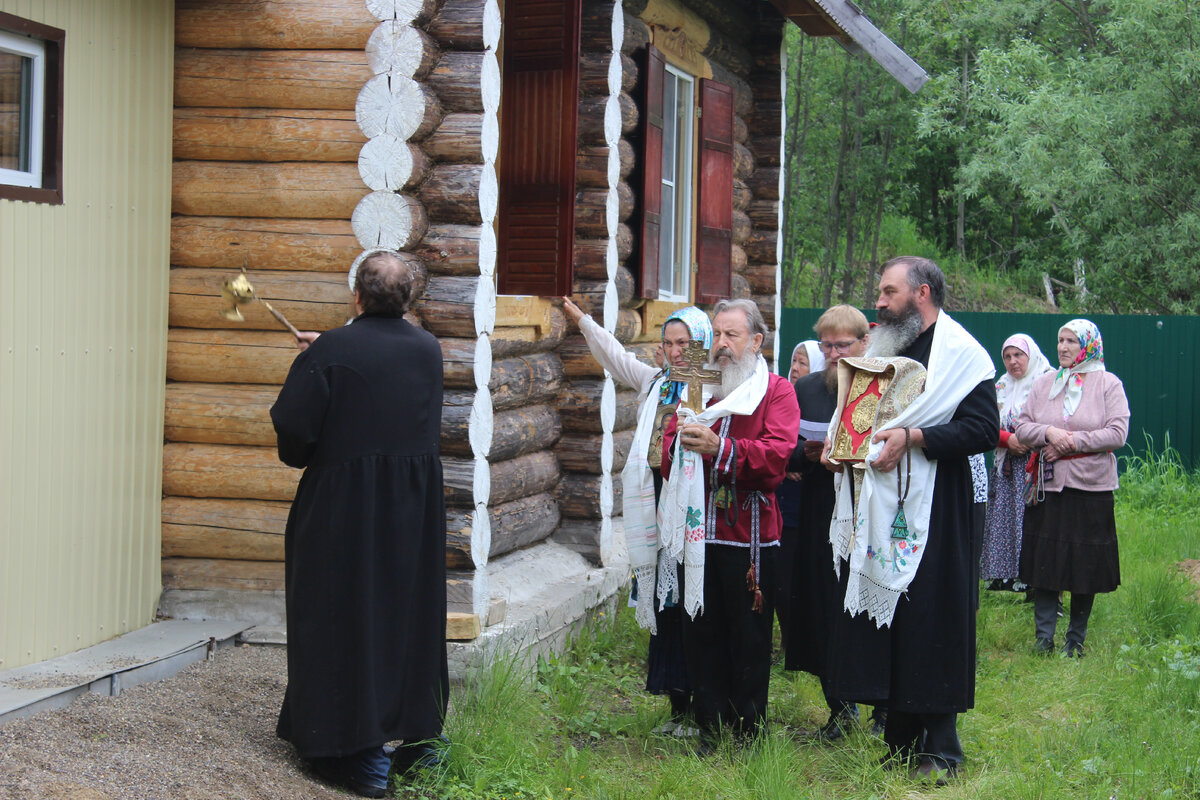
658, 64, 694, 303
0, 29, 45, 189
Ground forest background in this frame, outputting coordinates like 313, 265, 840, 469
781, 0, 1200, 315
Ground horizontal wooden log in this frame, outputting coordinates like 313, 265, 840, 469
173, 109, 364, 162
167, 329, 300, 385
578, 93, 637, 146
162, 558, 285, 592
745, 229, 778, 265
747, 166, 780, 201
734, 115, 748, 145
710, 62, 754, 118
419, 164, 482, 225
745, 101, 781, 137
175, 49, 370, 109
753, 293, 777, 330
351, 191, 429, 251
743, 260, 777, 294
365, 0, 440, 26
615, 308, 642, 343
731, 271, 751, 300
163, 442, 299, 501
172, 162, 366, 219
443, 450, 560, 506
573, 265, 635, 311
427, 51, 485, 113
733, 178, 751, 212
413, 223, 479, 276
169, 268, 353, 331
573, 224, 633, 275
734, 142, 755, 181
423, 113, 482, 163
441, 402, 561, 460
748, 199, 779, 231
731, 243, 748, 275
357, 133, 432, 192
580, 52, 636, 97
165, 383, 277, 446
171, 217, 361, 272
575, 182, 634, 237
555, 473, 622, 519
555, 429, 633, 474
162, 497, 289, 561
452, 351, 564, 410
576, 141, 635, 189
446, 493, 561, 568
175, 0, 376, 49
426, 0, 485, 50
731, 210, 752, 247
581, 6, 649, 55
557, 380, 638, 434
750, 135, 780, 167
553, 519, 602, 564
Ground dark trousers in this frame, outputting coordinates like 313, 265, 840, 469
884, 711, 963, 769
1033, 588, 1095, 646
681, 544, 776, 739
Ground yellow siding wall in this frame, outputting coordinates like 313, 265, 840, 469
0, 0, 173, 669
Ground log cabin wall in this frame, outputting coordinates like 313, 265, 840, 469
163, 0, 377, 604
553, 0, 785, 562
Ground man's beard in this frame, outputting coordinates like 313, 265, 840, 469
709, 346, 759, 400
867, 302, 922, 358
823, 365, 839, 394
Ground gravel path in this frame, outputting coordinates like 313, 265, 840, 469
0, 645, 357, 800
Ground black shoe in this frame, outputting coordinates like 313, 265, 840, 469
310, 761, 387, 798
1064, 641, 1085, 658
1034, 637, 1055, 655
868, 710, 887, 738
815, 709, 856, 743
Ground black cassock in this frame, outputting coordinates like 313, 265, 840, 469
783, 370, 840, 680
825, 322, 998, 712
271, 313, 449, 758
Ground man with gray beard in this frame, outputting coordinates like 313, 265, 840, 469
822, 257, 997, 785
661, 299, 800, 751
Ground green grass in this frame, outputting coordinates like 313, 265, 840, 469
400, 451, 1200, 799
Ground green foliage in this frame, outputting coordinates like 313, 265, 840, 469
402, 454, 1200, 799
783, 0, 1200, 313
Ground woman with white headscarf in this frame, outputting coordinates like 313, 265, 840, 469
1015, 320, 1129, 657
980, 333, 1052, 591
787, 340, 826, 382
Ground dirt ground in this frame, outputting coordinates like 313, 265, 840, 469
0, 645, 357, 800
1180, 559, 1200, 602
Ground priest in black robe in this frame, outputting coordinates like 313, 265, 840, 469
823, 257, 998, 785
782, 305, 883, 740
271, 251, 448, 798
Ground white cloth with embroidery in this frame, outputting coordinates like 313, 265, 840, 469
658, 356, 770, 619
829, 312, 994, 627
623, 373, 670, 633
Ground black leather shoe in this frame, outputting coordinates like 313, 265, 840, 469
390, 736, 448, 776
1064, 641, 1085, 658
1034, 637, 1055, 655
310, 761, 387, 798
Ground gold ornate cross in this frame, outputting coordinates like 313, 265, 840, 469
671, 341, 722, 413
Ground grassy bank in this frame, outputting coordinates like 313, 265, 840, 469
406, 452, 1200, 799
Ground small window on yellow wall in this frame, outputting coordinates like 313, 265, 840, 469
0, 13, 64, 204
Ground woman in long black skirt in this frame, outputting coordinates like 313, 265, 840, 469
1015, 319, 1129, 657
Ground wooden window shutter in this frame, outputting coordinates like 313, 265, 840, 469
639, 46, 666, 299
496, 0, 581, 296
695, 78, 734, 304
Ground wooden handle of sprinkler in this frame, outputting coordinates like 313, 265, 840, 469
259, 300, 302, 339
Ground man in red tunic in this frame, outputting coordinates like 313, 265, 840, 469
662, 298, 800, 750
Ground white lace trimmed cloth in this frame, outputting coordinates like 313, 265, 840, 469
829, 312, 995, 628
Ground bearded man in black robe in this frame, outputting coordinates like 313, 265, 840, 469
822, 257, 997, 785
271, 251, 448, 798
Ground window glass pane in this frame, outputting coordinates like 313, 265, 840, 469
0, 51, 30, 172
661, 73, 676, 184
659, 182, 675, 292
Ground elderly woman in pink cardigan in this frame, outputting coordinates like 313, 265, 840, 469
1015, 319, 1129, 657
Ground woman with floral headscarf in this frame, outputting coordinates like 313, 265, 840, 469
981, 334, 1053, 591
1015, 320, 1129, 657
562, 296, 712, 735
